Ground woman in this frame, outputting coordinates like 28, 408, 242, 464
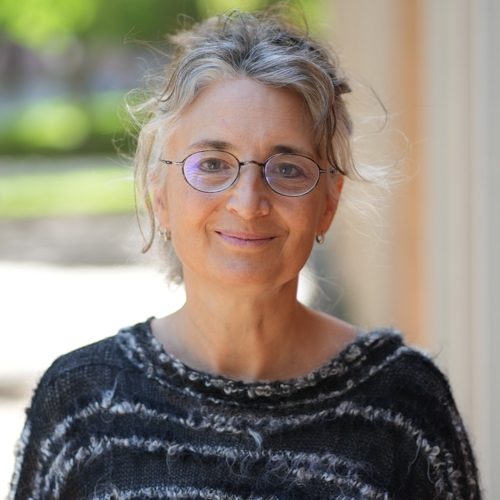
10, 10, 481, 500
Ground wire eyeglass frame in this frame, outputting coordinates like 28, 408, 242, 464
159, 149, 337, 197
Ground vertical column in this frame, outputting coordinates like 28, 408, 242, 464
421, 0, 500, 494
331, 0, 399, 332
471, 0, 500, 494
332, 0, 500, 492
421, 0, 474, 423
331, 0, 427, 345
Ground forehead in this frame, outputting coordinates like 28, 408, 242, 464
168, 78, 317, 159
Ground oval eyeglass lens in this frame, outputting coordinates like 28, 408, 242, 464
183, 151, 238, 192
265, 156, 319, 195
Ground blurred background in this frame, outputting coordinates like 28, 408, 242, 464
1, 0, 499, 498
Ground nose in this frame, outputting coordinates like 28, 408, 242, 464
225, 163, 271, 219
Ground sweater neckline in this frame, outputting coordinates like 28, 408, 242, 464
118, 318, 403, 400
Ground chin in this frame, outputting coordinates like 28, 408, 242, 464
215, 268, 275, 288
208, 262, 299, 293
181, 251, 305, 292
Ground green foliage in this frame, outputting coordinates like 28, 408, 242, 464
88, 91, 126, 135
195, 0, 270, 16
0, 0, 201, 50
0, 0, 98, 49
0, 0, 325, 50
0, 92, 127, 155
0, 0, 328, 157
0, 167, 134, 218
13, 100, 91, 150
0, 0, 330, 219
87, 0, 200, 44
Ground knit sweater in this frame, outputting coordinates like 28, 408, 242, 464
10, 319, 481, 500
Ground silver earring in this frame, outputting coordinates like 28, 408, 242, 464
315, 234, 325, 244
158, 227, 172, 242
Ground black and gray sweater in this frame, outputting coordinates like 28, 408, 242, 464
10, 319, 481, 500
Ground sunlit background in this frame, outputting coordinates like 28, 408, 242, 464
1, 0, 499, 498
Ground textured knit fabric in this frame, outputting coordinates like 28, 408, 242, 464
10, 319, 481, 500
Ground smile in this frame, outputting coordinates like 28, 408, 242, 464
215, 231, 276, 247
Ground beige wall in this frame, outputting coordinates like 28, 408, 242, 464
330, 0, 427, 346
421, 1, 500, 496
331, 0, 500, 496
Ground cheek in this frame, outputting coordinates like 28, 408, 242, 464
292, 192, 328, 233
168, 192, 201, 234
165, 170, 194, 222
165, 179, 217, 251
278, 200, 320, 264
290, 213, 317, 242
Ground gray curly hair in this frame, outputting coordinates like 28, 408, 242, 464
130, 8, 355, 285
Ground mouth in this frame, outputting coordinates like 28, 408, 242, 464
215, 230, 276, 247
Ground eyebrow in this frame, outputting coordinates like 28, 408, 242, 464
186, 139, 233, 152
186, 140, 315, 159
269, 144, 315, 158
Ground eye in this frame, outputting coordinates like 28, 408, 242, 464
274, 162, 304, 178
199, 158, 227, 172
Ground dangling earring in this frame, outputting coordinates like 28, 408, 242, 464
315, 234, 325, 244
158, 227, 172, 242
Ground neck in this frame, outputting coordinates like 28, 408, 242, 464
152, 269, 356, 382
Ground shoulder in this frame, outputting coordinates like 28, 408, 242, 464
36, 331, 128, 392
26, 322, 149, 428
37, 319, 155, 380
350, 328, 458, 419
332, 329, 482, 498
40, 335, 123, 383
354, 328, 452, 396
10, 322, 152, 500
338, 329, 471, 460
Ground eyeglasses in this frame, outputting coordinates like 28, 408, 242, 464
159, 150, 336, 197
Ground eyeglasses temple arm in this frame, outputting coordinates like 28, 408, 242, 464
159, 160, 184, 165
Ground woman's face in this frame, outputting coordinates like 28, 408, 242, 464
155, 78, 342, 292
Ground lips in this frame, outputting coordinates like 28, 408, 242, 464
215, 230, 276, 246
217, 230, 275, 240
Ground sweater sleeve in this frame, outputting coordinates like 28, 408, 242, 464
385, 351, 482, 500
8, 338, 124, 500
431, 373, 482, 499
9, 366, 66, 500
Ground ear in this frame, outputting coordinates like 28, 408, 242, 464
153, 185, 170, 230
317, 173, 344, 235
